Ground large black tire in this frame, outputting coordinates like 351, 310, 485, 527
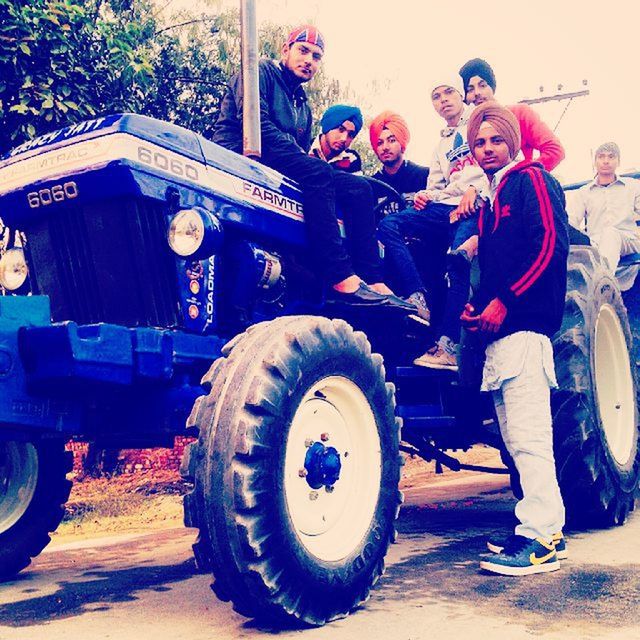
553, 246, 640, 527
0, 439, 72, 578
182, 315, 402, 626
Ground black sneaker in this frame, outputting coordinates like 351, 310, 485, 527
487, 531, 567, 560
327, 282, 394, 306
328, 283, 418, 312
480, 535, 560, 576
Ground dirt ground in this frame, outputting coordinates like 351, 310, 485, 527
53, 446, 503, 545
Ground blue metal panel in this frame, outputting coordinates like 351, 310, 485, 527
0, 296, 82, 434
20, 322, 225, 387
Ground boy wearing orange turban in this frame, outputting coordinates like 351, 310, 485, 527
460, 102, 569, 577
369, 111, 429, 214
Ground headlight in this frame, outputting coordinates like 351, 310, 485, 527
168, 207, 224, 259
168, 209, 205, 257
0, 248, 28, 291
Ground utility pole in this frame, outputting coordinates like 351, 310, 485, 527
519, 81, 590, 132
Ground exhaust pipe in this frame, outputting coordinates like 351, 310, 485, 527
240, 0, 261, 158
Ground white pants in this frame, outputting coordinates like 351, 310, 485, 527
592, 227, 640, 272
483, 332, 565, 541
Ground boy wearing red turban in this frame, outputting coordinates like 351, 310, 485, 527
212, 26, 412, 309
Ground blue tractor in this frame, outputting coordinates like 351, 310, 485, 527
0, 112, 638, 626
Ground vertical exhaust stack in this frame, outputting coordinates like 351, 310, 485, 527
240, 0, 261, 159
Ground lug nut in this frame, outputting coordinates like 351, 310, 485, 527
298, 468, 307, 478
309, 491, 319, 501
320, 432, 330, 442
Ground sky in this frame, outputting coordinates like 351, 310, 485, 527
172, 0, 640, 184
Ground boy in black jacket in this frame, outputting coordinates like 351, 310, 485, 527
461, 102, 569, 576
212, 25, 410, 309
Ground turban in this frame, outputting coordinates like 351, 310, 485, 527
321, 104, 364, 135
595, 141, 620, 159
369, 111, 410, 152
467, 102, 521, 160
430, 75, 464, 97
459, 58, 497, 96
287, 25, 325, 52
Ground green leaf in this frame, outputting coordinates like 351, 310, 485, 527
18, 42, 31, 56
9, 103, 29, 114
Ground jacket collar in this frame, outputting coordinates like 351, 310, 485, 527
440, 104, 475, 138
490, 160, 544, 205
276, 61, 308, 101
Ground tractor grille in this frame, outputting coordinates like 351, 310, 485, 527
26, 197, 180, 327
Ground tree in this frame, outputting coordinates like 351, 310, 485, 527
0, 2, 377, 170
0, 0, 226, 155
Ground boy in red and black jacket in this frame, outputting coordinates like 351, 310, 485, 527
461, 102, 569, 576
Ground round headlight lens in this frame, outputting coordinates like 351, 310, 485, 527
0, 248, 28, 291
168, 209, 205, 257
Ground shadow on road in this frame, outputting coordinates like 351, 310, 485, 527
0, 559, 197, 627
371, 498, 640, 633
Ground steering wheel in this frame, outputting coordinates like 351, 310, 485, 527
364, 177, 409, 219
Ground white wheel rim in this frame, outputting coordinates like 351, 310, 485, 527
284, 375, 382, 562
0, 441, 39, 533
594, 304, 636, 466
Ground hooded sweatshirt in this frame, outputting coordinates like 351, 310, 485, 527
473, 161, 569, 342
424, 104, 486, 206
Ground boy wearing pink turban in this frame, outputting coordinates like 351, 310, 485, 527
461, 102, 568, 576
213, 26, 413, 309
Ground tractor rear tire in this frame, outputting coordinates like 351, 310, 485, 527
552, 247, 640, 527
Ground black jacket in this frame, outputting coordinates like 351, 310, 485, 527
474, 161, 569, 342
372, 160, 429, 215
212, 59, 313, 158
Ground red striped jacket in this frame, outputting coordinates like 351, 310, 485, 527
475, 161, 569, 342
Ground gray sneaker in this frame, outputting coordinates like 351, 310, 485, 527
413, 344, 458, 371
406, 291, 431, 326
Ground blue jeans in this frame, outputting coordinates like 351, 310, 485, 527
377, 202, 477, 302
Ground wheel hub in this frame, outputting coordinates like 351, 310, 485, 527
304, 442, 341, 490
284, 376, 382, 562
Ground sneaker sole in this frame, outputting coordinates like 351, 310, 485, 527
413, 360, 458, 371
487, 542, 568, 560
408, 313, 430, 326
479, 558, 561, 576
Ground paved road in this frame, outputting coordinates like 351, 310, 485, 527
1, 476, 639, 640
